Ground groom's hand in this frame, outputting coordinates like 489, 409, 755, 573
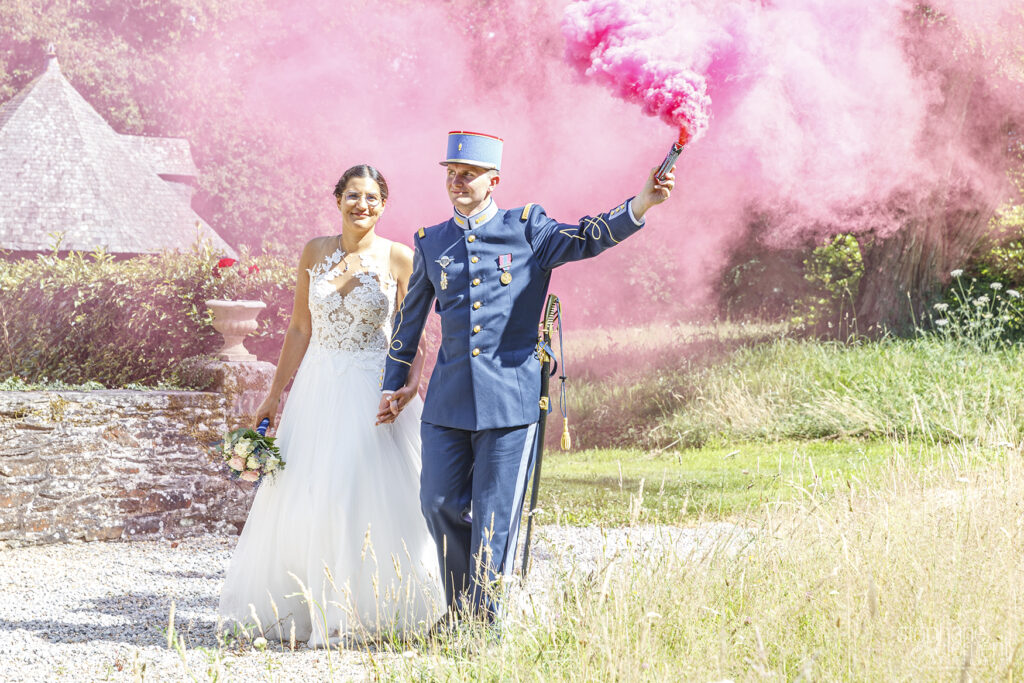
630, 166, 676, 221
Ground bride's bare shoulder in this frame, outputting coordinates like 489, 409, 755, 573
299, 235, 339, 268
386, 239, 414, 278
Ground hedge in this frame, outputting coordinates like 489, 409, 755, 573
0, 244, 296, 387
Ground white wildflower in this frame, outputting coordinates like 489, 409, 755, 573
951, 269, 964, 278
974, 295, 990, 306
983, 313, 993, 320
933, 303, 949, 312
265, 457, 280, 471
935, 319, 948, 327
1008, 289, 1021, 299
990, 282, 1003, 290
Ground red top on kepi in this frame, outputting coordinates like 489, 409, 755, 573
441, 131, 504, 171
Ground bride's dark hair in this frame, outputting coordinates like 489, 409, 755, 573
333, 164, 389, 202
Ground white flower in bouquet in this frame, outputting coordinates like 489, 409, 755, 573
212, 424, 283, 485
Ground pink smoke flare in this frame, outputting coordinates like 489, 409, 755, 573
563, 0, 715, 139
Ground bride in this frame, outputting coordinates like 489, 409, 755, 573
218, 164, 442, 646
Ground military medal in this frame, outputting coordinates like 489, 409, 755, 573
498, 253, 512, 286
436, 255, 454, 291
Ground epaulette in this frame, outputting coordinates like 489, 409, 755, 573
520, 203, 535, 221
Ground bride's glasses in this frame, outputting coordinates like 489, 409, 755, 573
343, 192, 382, 207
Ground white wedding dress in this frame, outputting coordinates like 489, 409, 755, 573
218, 239, 442, 645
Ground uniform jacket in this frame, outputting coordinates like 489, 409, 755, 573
382, 198, 644, 430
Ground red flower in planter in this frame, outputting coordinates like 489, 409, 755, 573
210, 256, 259, 298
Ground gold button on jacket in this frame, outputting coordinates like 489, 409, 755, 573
470, 256, 479, 263
472, 348, 481, 357
467, 235, 476, 243
472, 325, 481, 334
473, 301, 481, 309
472, 277, 481, 286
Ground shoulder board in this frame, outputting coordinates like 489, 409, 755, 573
417, 227, 425, 238
520, 203, 535, 221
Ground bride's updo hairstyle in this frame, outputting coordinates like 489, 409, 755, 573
333, 164, 389, 203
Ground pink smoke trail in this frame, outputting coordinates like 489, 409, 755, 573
562, 0, 716, 140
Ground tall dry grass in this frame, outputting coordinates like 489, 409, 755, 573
565, 329, 1024, 450
392, 441, 1024, 680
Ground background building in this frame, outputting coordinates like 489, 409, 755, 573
0, 49, 233, 257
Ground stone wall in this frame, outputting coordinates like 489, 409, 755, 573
0, 390, 258, 548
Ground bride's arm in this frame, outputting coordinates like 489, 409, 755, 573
255, 239, 318, 427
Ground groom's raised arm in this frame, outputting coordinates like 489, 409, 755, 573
526, 198, 645, 271
383, 234, 435, 392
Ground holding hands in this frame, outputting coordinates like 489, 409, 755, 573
375, 384, 417, 425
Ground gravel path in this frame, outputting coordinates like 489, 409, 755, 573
0, 523, 746, 682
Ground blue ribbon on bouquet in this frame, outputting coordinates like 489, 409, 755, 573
256, 418, 270, 437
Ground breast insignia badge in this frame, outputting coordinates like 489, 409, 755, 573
436, 256, 454, 291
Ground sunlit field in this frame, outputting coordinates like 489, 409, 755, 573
157, 322, 1024, 680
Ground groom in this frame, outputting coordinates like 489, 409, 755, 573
377, 130, 675, 620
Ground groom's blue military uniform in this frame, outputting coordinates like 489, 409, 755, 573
382, 132, 647, 616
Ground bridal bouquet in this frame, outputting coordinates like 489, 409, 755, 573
215, 419, 283, 484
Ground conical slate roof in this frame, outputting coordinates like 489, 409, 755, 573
0, 55, 234, 256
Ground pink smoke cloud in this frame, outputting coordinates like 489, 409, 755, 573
562, 0, 1022, 254
563, 0, 715, 138
164, 0, 1021, 326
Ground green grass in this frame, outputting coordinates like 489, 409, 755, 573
563, 330, 1024, 450
406, 446, 1024, 681
665, 336, 1024, 445
539, 438, 985, 526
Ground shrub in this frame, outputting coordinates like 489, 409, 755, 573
924, 270, 1024, 348
791, 233, 864, 338
0, 244, 296, 387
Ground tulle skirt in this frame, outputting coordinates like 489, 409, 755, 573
218, 345, 443, 645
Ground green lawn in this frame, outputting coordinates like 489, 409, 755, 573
538, 439, 959, 526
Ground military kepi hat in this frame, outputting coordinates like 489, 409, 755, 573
441, 131, 503, 171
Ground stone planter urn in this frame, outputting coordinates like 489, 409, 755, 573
206, 299, 266, 362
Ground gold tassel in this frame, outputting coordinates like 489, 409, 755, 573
560, 417, 571, 451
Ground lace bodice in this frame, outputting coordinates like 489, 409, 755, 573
306, 240, 396, 353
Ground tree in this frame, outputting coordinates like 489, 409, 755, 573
850, 6, 1024, 332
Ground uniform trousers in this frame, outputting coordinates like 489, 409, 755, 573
419, 421, 537, 618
